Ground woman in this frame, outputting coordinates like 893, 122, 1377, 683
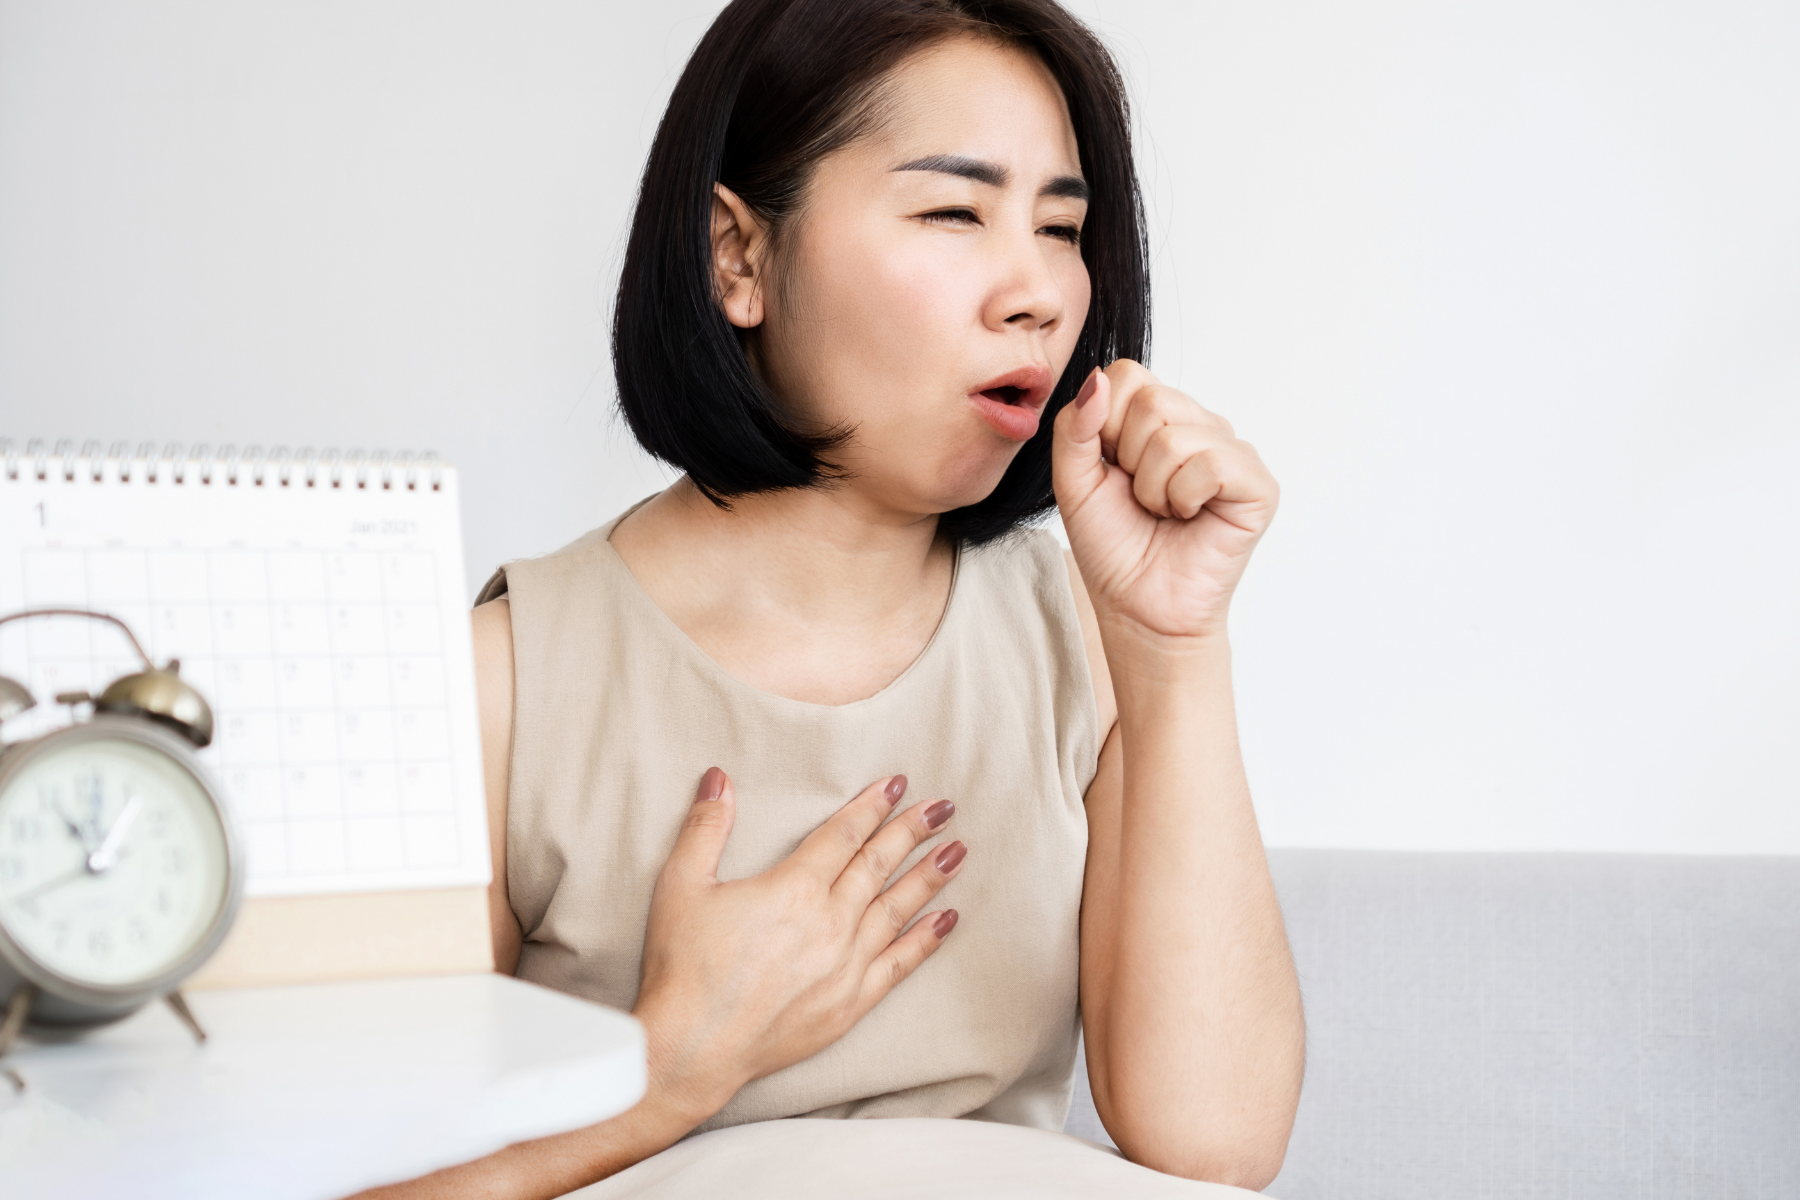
373, 1, 1303, 1195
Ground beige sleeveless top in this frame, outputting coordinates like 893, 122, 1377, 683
479, 504, 1098, 1134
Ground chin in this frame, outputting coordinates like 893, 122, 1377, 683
917, 443, 1020, 516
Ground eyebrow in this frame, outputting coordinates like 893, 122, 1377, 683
893, 154, 1090, 202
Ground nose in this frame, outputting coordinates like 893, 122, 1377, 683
982, 227, 1067, 336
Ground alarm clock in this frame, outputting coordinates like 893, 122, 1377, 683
0, 609, 243, 1071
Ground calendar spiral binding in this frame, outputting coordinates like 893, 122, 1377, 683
0, 439, 445, 492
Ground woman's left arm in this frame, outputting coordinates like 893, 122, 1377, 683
1055, 360, 1304, 1189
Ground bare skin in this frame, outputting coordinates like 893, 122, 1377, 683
357, 33, 1301, 1199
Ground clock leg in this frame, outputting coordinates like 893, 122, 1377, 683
0, 981, 34, 1093
163, 989, 208, 1045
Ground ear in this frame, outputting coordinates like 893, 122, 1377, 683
712, 183, 769, 329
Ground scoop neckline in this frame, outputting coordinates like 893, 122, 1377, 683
597, 513, 964, 714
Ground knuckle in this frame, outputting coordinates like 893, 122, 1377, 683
846, 860, 881, 898
832, 818, 866, 855
1121, 393, 1158, 426
684, 805, 726, 831
1113, 359, 1154, 386
1187, 397, 1225, 425
1145, 387, 1183, 419
875, 892, 909, 933
885, 952, 912, 990
1146, 424, 1185, 457
1180, 426, 1224, 460
1173, 470, 1212, 504
1106, 363, 1156, 406
860, 840, 896, 882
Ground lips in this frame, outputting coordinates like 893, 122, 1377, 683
969, 364, 1055, 441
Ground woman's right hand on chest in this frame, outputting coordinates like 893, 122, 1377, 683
632, 769, 965, 1120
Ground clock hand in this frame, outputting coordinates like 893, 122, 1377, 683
51, 803, 95, 850
8, 864, 88, 905
4, 823, 142, 905
86, 794, 144, 874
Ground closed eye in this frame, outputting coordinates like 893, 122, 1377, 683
916, 208, 1081, 245
919, 207, 980, 227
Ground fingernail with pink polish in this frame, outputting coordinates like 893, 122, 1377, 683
696, 767, 725, 803
923, 800, 955, 830
932, 910, 960, 938
1074, 370, 1099, 409
885, 775, 907, 806
934, 841, 966, 874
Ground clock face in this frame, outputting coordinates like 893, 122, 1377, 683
0, 735, 231, 990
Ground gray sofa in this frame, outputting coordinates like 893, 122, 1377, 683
1065, 850, 1800, 1198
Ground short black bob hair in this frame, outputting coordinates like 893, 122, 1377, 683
613, 0, 1150, 546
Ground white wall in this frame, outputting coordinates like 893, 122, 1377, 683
2, 1, 1795, 855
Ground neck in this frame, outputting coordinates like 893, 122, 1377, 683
628, 476, 945, 611
608, 477, 956, 705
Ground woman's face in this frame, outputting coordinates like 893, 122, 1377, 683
729, 36, 1093, 518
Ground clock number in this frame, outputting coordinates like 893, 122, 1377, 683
89, 928, 113, 960
0, 855, 23, 883
34, 500, 47, 527
163, 846, 186, 874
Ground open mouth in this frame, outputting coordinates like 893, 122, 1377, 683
968, 366, 1054, 441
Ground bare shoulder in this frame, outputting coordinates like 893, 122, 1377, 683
1062, 550, 1119, 739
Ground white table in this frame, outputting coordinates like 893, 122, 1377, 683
0, 974, 646, 1200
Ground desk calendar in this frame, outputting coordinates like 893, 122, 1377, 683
0, 441, 490, 901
